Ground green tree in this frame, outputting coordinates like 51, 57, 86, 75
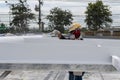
0, 23, 8, 33
85, 0, 112, 31
46, 7, 73, 33
10, 0, 35, 33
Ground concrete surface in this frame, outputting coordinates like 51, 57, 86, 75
0, 70, 119, 80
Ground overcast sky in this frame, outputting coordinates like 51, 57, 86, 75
0, 0, 120, 15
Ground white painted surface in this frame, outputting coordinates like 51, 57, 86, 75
0, 34, 120, 64
112, 56, 120, 71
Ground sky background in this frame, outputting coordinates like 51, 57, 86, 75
0, 0, 120, 28
0, 0, 120, 15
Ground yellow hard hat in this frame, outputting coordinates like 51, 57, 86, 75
69, 23, 81, 32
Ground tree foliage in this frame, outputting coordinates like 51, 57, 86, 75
46, 7, 73, 33
85, 0, 112, 31
10, 0, 35, 33
0, 23, 8, 33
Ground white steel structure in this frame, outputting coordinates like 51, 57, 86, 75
0, 34, 120, 72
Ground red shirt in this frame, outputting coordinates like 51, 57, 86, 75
72, 29, 81, 39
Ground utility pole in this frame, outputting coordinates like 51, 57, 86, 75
39, 0, 41, 31
38, 0, 43, 32
35, 0, 43, 32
